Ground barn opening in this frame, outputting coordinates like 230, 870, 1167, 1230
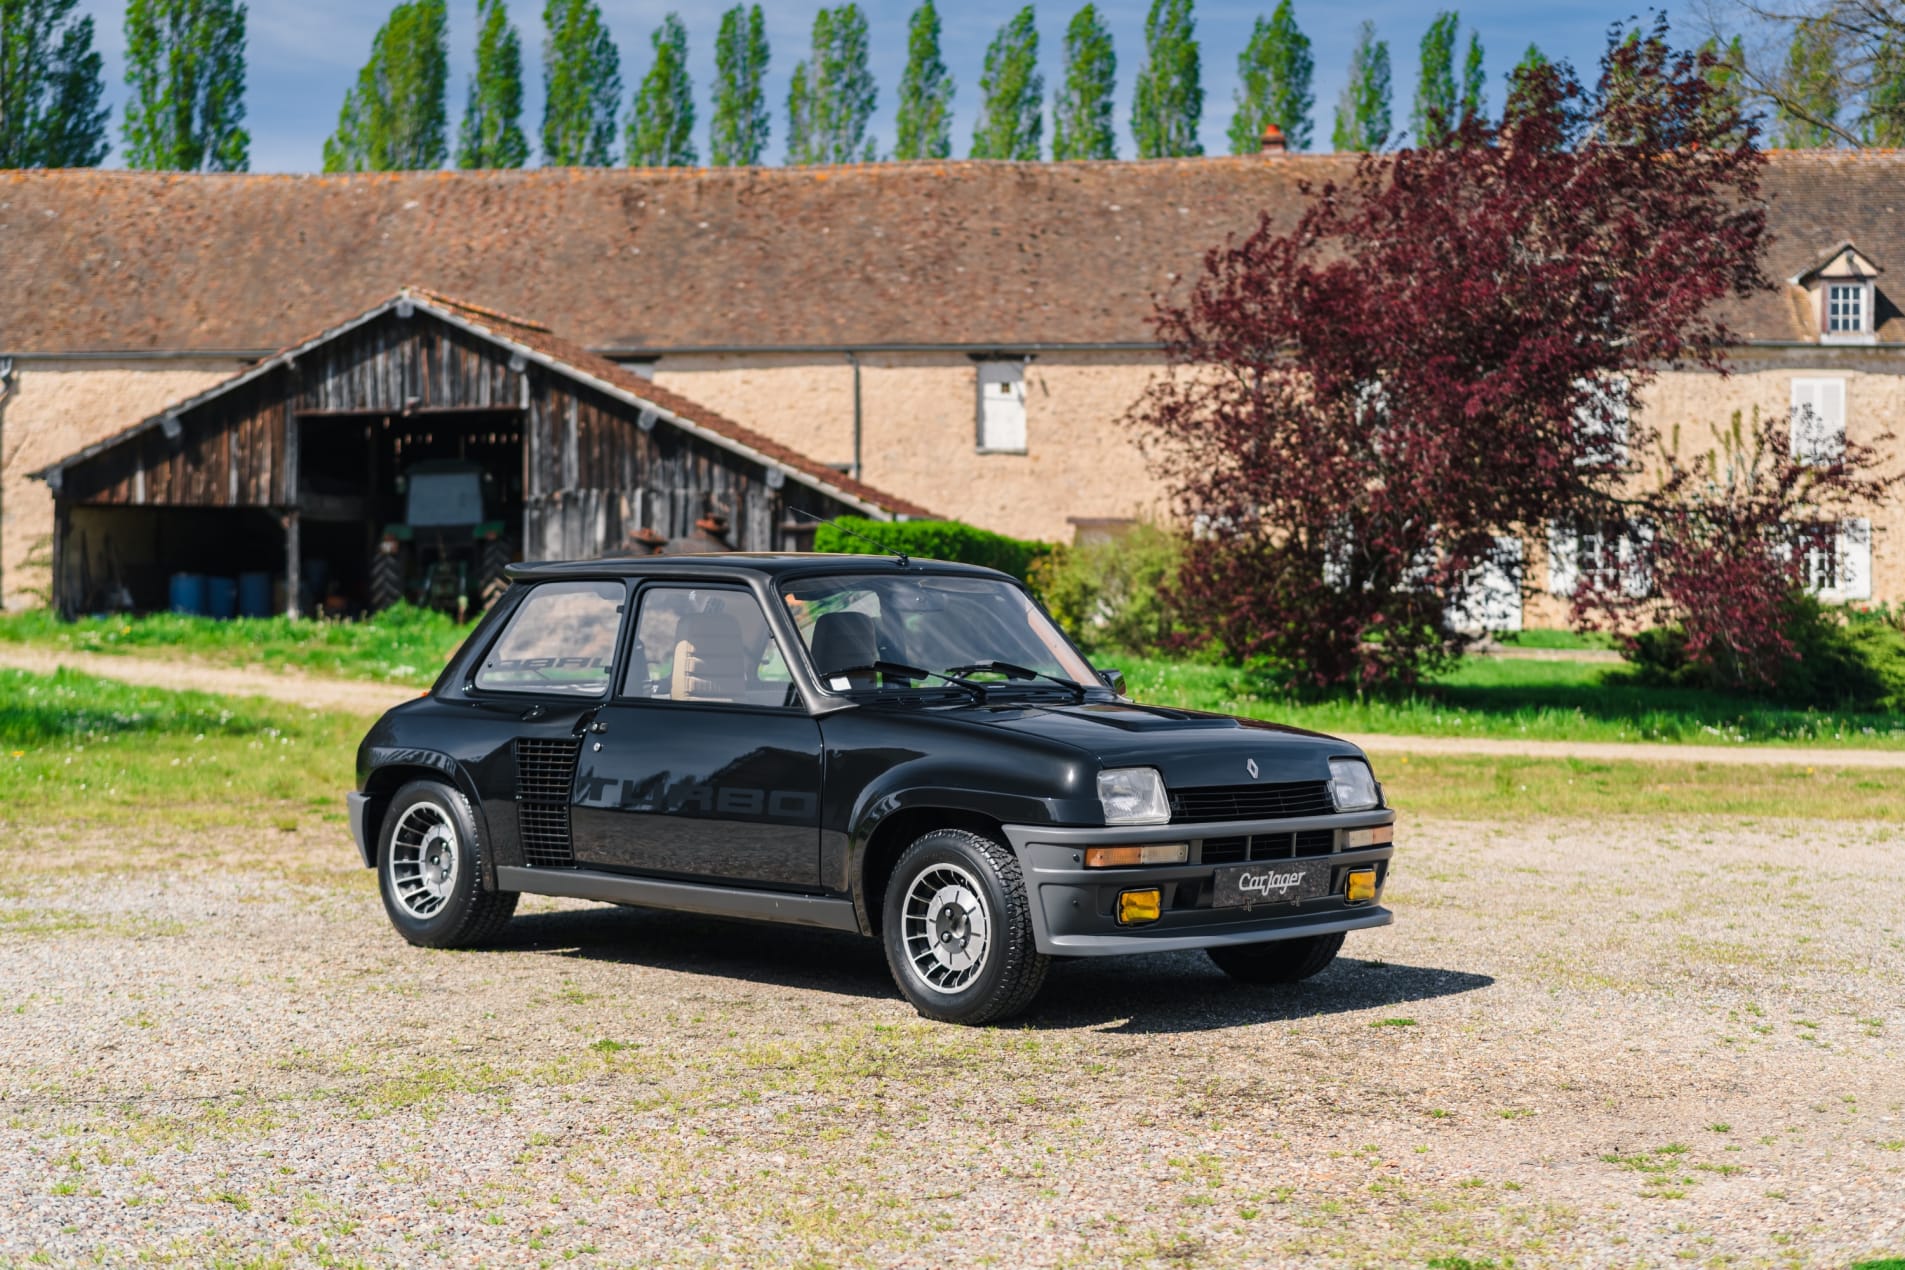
35, 290, 928, 619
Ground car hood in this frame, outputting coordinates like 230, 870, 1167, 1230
934, 696, 1360, 787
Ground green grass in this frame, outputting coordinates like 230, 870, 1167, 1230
0, 668, 360, 831
1122, 655, 1905, 750
0, 604, 472, 688
1498, 627, 1616, 651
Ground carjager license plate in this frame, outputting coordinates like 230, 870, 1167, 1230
1212, 860, 1332, 908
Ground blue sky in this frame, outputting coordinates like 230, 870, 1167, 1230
74, 1, 1689, 171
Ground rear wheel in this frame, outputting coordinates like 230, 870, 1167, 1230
368, 549, 404, 612
1206, 932, 1344, 984
475, 537, 513, 611
882, 828, 1048, 1025
377, 780, 517, 949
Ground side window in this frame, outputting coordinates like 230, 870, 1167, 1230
623, 586, 800, 709
474, 581, 624, 695
977, 360, 1027, 452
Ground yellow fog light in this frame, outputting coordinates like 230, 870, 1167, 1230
1085, 843, 1189, 868
1117, 888, 1163, 925
1345, 868, 1378, 903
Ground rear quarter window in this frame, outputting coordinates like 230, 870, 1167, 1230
474, 580, 625, 695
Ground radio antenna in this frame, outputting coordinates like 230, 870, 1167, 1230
788, 506, 909, 567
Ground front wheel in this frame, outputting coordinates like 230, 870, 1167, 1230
882, 829, 1048, 1025
377, 780, 518, 949
1206, 932, 1345, 984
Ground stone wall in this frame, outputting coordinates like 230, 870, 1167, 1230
2, 359, 244, 609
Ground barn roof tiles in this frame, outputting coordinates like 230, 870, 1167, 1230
0, 152, 1895, 354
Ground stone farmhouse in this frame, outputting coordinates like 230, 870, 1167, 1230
0, 150, 1898, 623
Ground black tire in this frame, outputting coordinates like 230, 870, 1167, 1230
368, 550, 404, 613
475, 537, 513, 611
376, 780, 518, 949
881, 828, 1048, 1025
1206, 932, 1345, 985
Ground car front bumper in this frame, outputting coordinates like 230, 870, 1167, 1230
1002, 810, 1395, 957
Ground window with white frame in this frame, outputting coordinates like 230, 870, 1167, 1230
1547, 519, 1653, 599
976, 360, 1027, 452
1572, 375, 1631, 467
1790, 377, 1847, 465
1802, 518, 1872, 600
1827, 284, 1867, 334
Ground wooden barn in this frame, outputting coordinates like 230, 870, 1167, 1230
32, 290, 930, 617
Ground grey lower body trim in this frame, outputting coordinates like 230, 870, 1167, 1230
1037, 907, 1393, 956
347, 792, 375, 868
494, 866, 861, 933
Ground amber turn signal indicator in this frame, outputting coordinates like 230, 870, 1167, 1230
1117, 888, 1163, 925
1345, 868, 1378, 903
1343, 825, 1394, 850
1084, 844, 1188, 868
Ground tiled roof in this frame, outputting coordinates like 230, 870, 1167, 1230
37, 288, 935, 521
0, 152, 1897, 353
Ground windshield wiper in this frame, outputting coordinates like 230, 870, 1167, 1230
821, 661, 988, 699
943, 661, 1088, 702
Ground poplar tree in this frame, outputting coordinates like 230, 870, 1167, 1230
628, 13, 695, 166
323, 0, 448, 172
1459, 30, 1484, 129
121, 0, 249, 170
1330, 19, 1389, 152
1697, 34, 1750, 147
542, 0, 620, 166
0, 0, 109, 167
971, 6, 1041, 159
1227, 0, 1311, 153
1775, 17, 1838, 148
1502, 42, 1547, 128
710, 4, 770, 165
456, 0, 527, 168
1865, 32, 1904, 144
894, 0, 953, 160
1131, 0, 1202, 157
785, 4, 877, 164
1411, 10, 1457, 146
1052, 3, 1116, 159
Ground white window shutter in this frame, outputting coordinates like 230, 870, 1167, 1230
1547, 522, 1580, 596
977, 361, 1027, 451
1573, 376, 1630, 466
1619, 521, 1655, 598
1791, 378, 1847, 463
1837, 518, 1872, 600
1818, 379, 1846, 456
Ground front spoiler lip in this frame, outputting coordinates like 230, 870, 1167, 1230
1003, 812, 1396, 957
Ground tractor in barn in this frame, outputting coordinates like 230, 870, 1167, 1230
368, 459, 514, 619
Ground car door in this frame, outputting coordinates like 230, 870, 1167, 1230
568, 581, 824, 889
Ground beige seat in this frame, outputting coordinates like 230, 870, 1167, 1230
671, 612, 749, 701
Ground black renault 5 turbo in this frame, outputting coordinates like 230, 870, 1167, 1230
347, 554, 1396, 1024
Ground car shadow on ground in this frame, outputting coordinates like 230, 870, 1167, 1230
496, 905, 1494, 1033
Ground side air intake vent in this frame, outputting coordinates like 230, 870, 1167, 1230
515, 738, 580, 867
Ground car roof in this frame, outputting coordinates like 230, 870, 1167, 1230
505, 552, 1019, 584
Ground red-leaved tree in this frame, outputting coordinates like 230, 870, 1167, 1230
1134, 20, 1770, 688
1573, 409, 1902, 690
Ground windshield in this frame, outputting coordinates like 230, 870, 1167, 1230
779, 573, 1098, 694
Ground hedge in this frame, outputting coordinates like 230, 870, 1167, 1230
811, 517, 1051, 582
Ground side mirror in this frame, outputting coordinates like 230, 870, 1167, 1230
1097, 667, 1126, 697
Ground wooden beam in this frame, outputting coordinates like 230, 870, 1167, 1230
284, 510, 301, 619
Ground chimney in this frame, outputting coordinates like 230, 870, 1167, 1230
1259, 123, 1287, 157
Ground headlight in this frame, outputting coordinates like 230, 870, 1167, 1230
1329, 758, 1381, 811
1097, 767, 1171, 825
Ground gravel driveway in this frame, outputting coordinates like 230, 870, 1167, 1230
2, 816, 1901, 1267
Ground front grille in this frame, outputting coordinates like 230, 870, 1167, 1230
515, 738, 580, 867
1197, 829, 1334, 864
1169, 780, 1335, 824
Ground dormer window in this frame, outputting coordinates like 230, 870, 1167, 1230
1792, 242, 1880, 345
1827, 283, 1866, 334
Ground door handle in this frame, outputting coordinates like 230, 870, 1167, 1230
520, 704, 546, 721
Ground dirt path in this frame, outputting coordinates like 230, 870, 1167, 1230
0, 644, 417, 716
9, 643, 1905, 769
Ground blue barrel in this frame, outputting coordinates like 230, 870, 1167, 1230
168, 573, 206, 616
205, 576, 237, 620
238, 572, 273, 618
